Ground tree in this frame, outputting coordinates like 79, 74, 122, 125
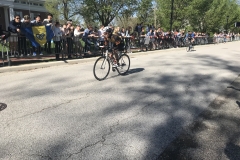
44, 0, 79, 22
75, 0, 137, 26
156, 0, 240, 33
156, 0, 192, 31
136, 0, 154, 25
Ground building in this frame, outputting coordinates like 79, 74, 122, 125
0, 0, 47, 30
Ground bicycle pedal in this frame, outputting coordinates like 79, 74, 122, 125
112, 68, 116, 72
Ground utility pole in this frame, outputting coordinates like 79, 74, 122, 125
153, 7, 156, 28
170, 0, 174, 33
226, 15, 229, 33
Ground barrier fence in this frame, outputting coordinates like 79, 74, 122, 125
1, 35, 239, 66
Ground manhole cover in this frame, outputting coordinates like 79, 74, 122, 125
0, 103, 7, 111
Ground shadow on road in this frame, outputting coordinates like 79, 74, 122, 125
3, 51, 240, 159
225, 141, 240, 160
236, 101, 240, 108
0, 103, 7, 112
228, 86, 240, 92
124, 68, 145, 75
107, 68, 145, 80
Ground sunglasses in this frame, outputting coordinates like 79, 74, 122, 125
16, 18, 20, 19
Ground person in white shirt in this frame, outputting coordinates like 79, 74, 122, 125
74, 25, 84, 56
98, 25, 105, 46
74, 25, 84, 37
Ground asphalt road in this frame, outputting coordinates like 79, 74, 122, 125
1, 42, 240, 160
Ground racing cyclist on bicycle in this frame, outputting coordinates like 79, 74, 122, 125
187, 31, 194, 44
110, 27, 124, 67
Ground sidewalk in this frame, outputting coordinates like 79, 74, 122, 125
158, 75, 240, 160
0, 41, 238, 73
0, 47, 169, 73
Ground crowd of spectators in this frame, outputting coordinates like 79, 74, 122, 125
1, 13, 239, 60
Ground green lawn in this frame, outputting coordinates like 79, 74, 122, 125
0, 43, 9, 52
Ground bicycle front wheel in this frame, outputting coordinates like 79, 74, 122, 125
117, 54, 130, 75
93, 57, 110, 81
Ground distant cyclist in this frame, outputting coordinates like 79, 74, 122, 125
187, 31, 194, 43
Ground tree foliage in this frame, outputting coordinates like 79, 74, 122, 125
74, 0, 137, 26
44, 0, 240, 33
44, 0, 79, 22
156, 0, 240, 33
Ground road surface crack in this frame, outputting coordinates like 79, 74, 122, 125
3, 94, 90, 129
28, 154, 53, 160
65, 121, 120, 159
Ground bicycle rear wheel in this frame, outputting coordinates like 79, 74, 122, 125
117, 54, 130, 75
191, 45, 194, 51
93, 57, 110, 81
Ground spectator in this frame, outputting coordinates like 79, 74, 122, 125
42, 13, 53, 26
20, 15, 32, 56
66, 26, 74, 58
61, 24, 68, 56
139, 28, 146, 51
125, 26, 132, 37
31, 17, 36, 23
31, 14, 43, 56
82, 25, 94, 54
61, 21, 73, 58
43, 13, 53, 54
98, 25, 105, 42
74, 25, 84, 57
8, 14, 22, 56
120, 27, 125, 36
52, 22, 62, 60
224, 32, 227, 43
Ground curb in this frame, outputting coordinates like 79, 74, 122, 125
0, 57, 98, 73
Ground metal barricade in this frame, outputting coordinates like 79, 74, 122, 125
1, 33, 240, 67
0, 39, 10, 66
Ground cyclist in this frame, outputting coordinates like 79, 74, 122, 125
187, 31, 194, 44
110, 27, 124, 67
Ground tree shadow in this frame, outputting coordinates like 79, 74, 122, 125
236, 101, 240, 108
228, 86, 240, 92
225, 142, 240, 160
0, 103, 7, 111
2, 51, 240, 159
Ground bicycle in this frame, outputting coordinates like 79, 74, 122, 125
93, 45, 130, 81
